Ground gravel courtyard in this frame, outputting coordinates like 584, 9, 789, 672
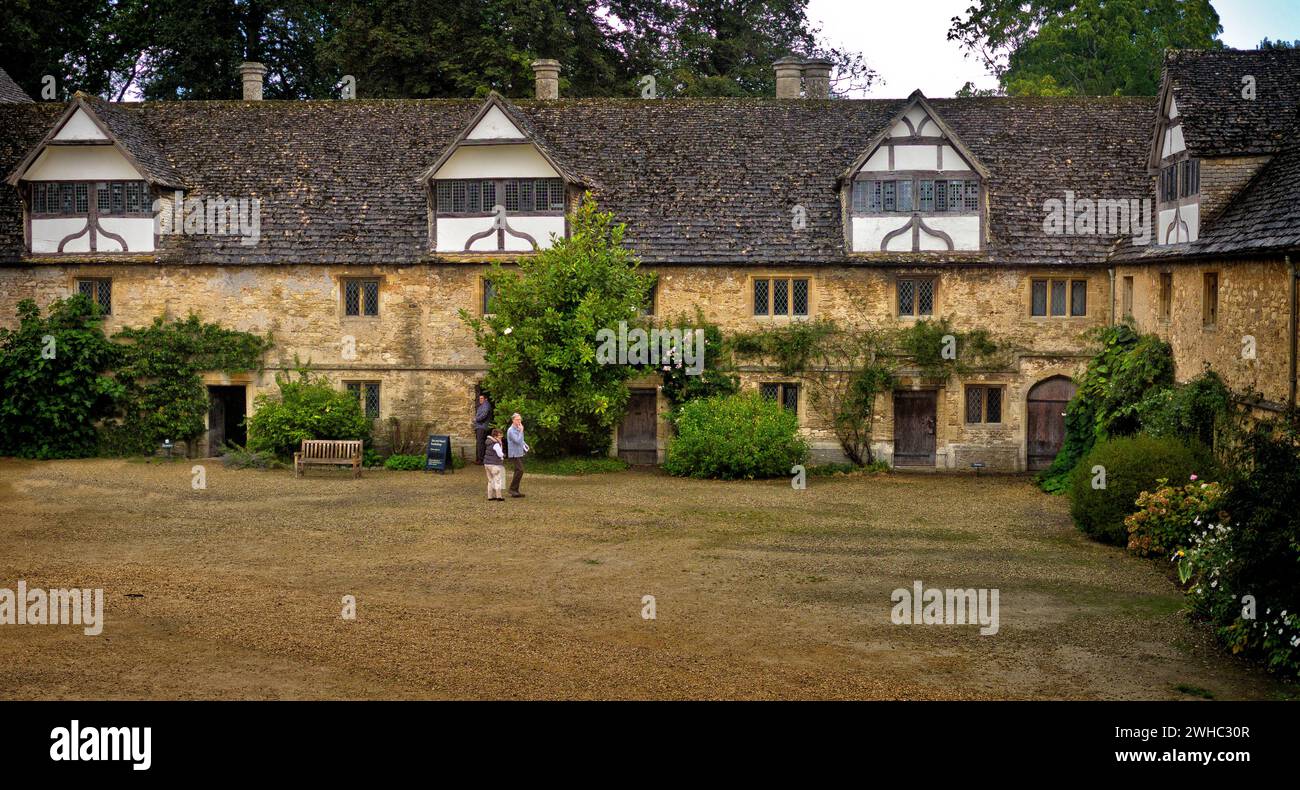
0, 457, 1287, 700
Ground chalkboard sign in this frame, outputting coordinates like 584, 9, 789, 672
425, 435, 452, 473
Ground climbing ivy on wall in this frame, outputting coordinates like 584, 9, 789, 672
0, 297, 272, 458
729, 317, 1012, 466
101, 315, 273, 455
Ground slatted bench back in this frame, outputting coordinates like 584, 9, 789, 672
300, 440, 363, 460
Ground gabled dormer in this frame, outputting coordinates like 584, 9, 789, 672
841, 91, 988, 254
420, 93, 583, 254
1150, 87, 1199, 244
5, 94, 183, 254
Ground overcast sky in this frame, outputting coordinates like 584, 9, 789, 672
807, 0, 1300, 98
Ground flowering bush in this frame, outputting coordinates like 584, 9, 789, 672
1172, 410, 1300, 677
1124, 475, 1225, 558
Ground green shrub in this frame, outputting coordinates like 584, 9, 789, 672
1182, 410, 1300, 676
1069, 434, 1214, 545
1038, 324, 1174, 492
462, 196, 655, 458
663, 392, 808, 480
1124, 476, 1225, 557
220, 443, 281, 470
0, 297, 122, 458
384, 454, 424, 471
246, 371, 371, 459
1135, 368, 1232, 448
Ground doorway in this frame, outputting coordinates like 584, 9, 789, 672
618, 389, 658, 465
1026, 376, 1076, 471
207, 385, 247, 455
893, 390, 937, 467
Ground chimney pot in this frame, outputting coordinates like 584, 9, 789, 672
532, 59, 561, 100
773, 56, 804, 99
239, 61, 266, 101
802, 58, 834, 99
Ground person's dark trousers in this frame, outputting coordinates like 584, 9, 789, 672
474, 428, 488, 464
509, 456, 524, 495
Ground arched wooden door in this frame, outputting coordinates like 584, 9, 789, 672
1026, 376, 1076, 471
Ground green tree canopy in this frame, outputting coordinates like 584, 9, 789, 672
949, 0, 1224, 96
463, 196, 654, 457
2, 0, 875, 100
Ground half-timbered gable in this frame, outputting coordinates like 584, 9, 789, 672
5, 94, 182, 255
421, 92, 582, 254
842, 91, 988, 254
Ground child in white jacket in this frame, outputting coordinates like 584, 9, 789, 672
483, 429, 505, 501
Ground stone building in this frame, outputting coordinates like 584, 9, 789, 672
0, 49, 1295, 468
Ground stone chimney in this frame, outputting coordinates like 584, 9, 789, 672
532, 59, 561, 100
239, 62, 266, 101
802, 58, 834, 99
774, 56, 804, 99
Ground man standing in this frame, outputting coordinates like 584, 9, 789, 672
473, 393, 493, 465
506, 412, 529, 498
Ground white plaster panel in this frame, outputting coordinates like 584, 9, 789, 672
861, 148, 890, 171
1166, 125, 1185, 157
851, 216, 908, 252
893, 144, 936, 170
432, 145, 557, 179
53, 108, 108, 141
31, 218, 91, 253
98, 217, 155, 252
25, 146, 142, 181
1168, 97, 1179, 119
923, 215, 981, 250
467, 106, 525, 140
436, 215, 564, 252
939, 145, 970, 171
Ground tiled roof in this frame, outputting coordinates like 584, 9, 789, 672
0, 68, 33, 103
1115, 140, 1300, 261
81, 95, 185, 188
1164, 48, 1300, 157
0, 93, 1156, 266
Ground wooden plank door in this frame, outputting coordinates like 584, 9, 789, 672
618, 389, 658, 465
893, 390, 936, 466
1026, 376, 1076, 471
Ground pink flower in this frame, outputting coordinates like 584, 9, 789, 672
1190, 474, 1198, 481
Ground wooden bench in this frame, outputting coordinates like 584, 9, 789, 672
294, 439, 363, 478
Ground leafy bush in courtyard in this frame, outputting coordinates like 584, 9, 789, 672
246, 370, 370, 458
663, 392, 808, 479
462, 196, 655, 458
384, 454, 424, 471
1178, 410, 1300, 676
1135, 368, 1232, 449
0, 297, 122, 458
1069, 434, 1214, 545
1124, 476, 1225, 558
1039, 324, 1176, 493
220, 443, 281, 470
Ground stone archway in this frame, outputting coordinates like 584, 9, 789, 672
1026, 376, 1076, 471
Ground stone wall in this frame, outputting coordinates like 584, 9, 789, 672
0, 261, 1111, 469
1114, 257, 1296, 405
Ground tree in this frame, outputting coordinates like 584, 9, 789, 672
1258, 38, 1300, 50
0, 296, 122, 459
948, 0, 1223, 96
463, 195, 655, 457
5, 1, 875, 101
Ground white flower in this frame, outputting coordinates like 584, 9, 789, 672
504, 327, 513, 335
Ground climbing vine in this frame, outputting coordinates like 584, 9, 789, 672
101, 315, 273, 455
728, 317, 1010, 466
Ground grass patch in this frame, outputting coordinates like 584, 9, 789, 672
1174, 683, 1215, 699
526, 457, 630, 476
807, 461, 890, 476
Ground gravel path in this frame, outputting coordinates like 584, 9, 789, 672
0, 458, 1287, 700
